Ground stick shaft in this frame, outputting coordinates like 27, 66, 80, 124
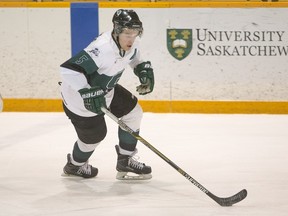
101, 108, 210, 193
101, 107, 247, 206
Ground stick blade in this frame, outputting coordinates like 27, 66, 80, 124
212, 189, 248, 206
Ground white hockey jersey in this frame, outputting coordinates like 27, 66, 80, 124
60, 31, 142, 117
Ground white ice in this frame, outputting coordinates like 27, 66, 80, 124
0, 112, 287, 216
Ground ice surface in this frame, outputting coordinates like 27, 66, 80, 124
0, 112, 287, 216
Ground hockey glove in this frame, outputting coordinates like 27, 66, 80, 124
134, 61, 154, 95
78, 86, 106, 114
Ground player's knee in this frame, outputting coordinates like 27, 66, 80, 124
121, 103, 143, 131
92, 124, 107, 143
78, 122, 107, 144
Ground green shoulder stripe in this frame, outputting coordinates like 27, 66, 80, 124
61, 50, 98, 74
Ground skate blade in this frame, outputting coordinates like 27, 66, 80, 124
61, 172, 85, 178
116, 172, 152, 180
61, 172, 79, 178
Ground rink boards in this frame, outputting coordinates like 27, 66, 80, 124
1, 2, 288, 113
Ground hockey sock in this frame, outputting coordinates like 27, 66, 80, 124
118, 127, 138, 152
71, 140, 99, 164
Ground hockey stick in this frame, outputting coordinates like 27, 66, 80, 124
101, 107, 247, 206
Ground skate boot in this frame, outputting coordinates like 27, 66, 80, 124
115, 145, 152, 180
63, 153, 98, 178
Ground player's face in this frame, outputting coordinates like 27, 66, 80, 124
118, 28, 139, 51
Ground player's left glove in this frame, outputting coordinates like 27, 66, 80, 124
134, 61, 154, 95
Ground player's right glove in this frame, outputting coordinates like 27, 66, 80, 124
134, 61, 154, 95
78, 86, 106, 114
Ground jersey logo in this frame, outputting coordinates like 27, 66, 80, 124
106, 70, 124, 89
89, 48, 100, 57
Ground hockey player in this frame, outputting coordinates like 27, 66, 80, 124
60, 9, 154, 180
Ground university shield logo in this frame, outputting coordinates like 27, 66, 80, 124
167, 29, 192, 61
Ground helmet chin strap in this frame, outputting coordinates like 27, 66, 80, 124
112, 32, 125, 57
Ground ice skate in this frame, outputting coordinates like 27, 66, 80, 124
62, 153, 98, 178
115, 145, 152, 180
